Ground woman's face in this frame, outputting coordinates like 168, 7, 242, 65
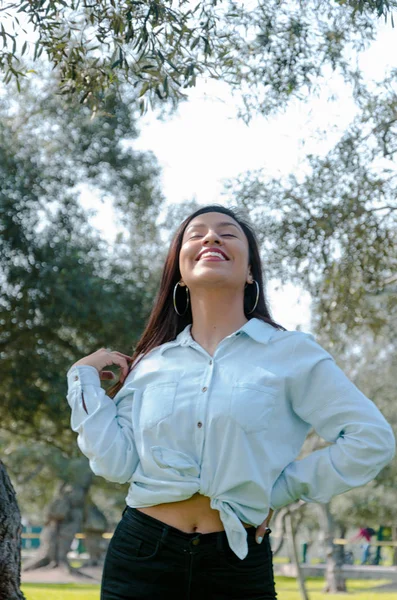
179, 212, 252, 291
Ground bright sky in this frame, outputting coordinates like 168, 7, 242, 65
79, 18, 396, 333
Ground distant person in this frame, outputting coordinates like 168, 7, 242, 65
350, 527, 377, 564
301, 533, 313, 564
66, 205, 395, 599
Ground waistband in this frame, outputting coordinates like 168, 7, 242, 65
122, 506, 257, 551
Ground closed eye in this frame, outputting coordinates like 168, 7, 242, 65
189, 233, 236, 239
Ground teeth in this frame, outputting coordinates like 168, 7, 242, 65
200, 251, 226, 260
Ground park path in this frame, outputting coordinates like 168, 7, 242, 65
21, 566, 102, 584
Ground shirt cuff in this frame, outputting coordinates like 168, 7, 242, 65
67, 364, 101, 389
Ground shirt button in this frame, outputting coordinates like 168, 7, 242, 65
209, 360, 213, 365
202, 386, 207, 392
197, 422, 203, 428
74, 375, 79, 381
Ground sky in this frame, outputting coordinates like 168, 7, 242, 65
78, 17, 397, 333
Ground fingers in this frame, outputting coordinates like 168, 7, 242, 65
255, 523, 272, 544
74, 349, 134, 377
105, 350, 134, 379
105, 349, 134, 360
255, 510, 273, 544
100, 350, 132, 381
112, 351, 134, 361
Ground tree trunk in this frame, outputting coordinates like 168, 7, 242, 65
335, 523, 347, 566
318, 503, 347, 593
82, 502, 108, 566
0, 460, 25, 600
23, 459, 93, 574
286, 510, 310, 600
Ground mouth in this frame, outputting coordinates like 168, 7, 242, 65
196, 250, 229, 261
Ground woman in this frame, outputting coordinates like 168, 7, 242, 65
66, 205, 395, 600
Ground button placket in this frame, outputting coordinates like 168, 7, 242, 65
196, 362, 213, 446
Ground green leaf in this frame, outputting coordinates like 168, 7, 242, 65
138, 81, 150, 97
190, 37, 200, 50
17, 3, 30, 13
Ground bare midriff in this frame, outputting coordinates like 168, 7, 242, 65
136, 492, 253, 534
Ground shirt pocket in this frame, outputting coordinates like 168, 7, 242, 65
230, 381, 277, 434
139, 381, 178, 430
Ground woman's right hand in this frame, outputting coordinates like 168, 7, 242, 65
71, 348, 134, 384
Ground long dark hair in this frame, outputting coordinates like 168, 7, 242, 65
106, 204, 286, 398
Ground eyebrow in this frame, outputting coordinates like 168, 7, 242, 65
186, 221, 241, 232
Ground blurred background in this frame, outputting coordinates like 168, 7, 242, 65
0, 1, 396, 596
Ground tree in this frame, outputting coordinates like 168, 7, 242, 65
0, 80, 166, 575
0, 1, 395, 117
0, 461, 25, 600
223, 71, 397, 346
328, 330, 397, 557
21, 456, 98, 574
0, 80, 165, 440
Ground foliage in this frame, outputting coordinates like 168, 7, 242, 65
327, 327, 397, 526
0, 79, 165, 450
223, 72, 397, 343
0, 1, 396, 118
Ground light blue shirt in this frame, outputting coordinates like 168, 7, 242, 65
66, 318, 395, 559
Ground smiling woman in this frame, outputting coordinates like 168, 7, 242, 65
66, 204, 395, 600
177, 212, 258, 355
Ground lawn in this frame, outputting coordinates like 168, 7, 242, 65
21, 578, 397, 599
21, 583, 100, 600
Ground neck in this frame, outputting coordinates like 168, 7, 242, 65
189, 289, 248, 353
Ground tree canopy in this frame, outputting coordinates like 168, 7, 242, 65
222, 70, 397, 344
0, 82, 165, 448
0, 0, 396, 118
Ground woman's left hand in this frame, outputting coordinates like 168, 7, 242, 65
255, 509, 274, 544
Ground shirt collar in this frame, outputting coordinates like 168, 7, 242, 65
159, 318, 277, 355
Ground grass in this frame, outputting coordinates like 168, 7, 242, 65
21, 578, 397, 599
275, 577, 397, 598
21, 584, 100, 600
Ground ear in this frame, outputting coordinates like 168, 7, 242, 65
246, 266, 253, 284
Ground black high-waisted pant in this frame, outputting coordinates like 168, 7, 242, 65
100, 506, 277, 600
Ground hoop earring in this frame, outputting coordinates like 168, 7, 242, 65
245, 280, 259, 314
173, 281, 190, 316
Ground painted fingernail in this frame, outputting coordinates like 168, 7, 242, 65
257, 536, 263, 544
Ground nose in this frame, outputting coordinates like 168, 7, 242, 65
202, 229, 222, 245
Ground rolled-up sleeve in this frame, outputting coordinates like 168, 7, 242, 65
66, 365, 139, 484
271, 333, 395, 508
